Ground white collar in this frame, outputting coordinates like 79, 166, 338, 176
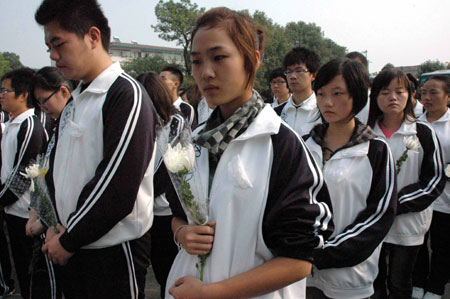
173, 97, 184, 108
9, 109, 35, 125
419, 108, 450, 123
285, 93, 317, 111
73, 62, 123, 96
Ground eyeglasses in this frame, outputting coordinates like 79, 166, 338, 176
0, 88, 14, 95
270, 81, 287, 85
284, 68, 310, 76
37, 88, 59, 107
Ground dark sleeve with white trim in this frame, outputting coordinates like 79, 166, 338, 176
262, 123, 334, 263
179, 102, 197, 130
59, 76, 157, 252
397, 122, 445, 214
313, 138, 397, 269
0, 116, 46, 206
273, 102, 287, 116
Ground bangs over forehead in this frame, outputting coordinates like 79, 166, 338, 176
191, 7, 264, 88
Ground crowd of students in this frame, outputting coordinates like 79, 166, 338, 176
0, 1, 449, 299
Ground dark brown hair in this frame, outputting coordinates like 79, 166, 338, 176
191, 7, 265, 88
368, 69, 416, 128
136, 72, 177, 125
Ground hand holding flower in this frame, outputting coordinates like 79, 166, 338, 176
177, 221, 216, 256
25, 209, 45, 236
169, 276, 207, 299
27, 220, 45, 237
42, 224, 73, 265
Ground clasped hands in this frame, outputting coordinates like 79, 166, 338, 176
169, 221, 215, 298
41, 224, 73, 265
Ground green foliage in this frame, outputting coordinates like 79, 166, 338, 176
121, 55, 173, 78
250, 11, 346, 101
0, 53, 12, 78
382, 63, 395, 71
418, 60, 447, 76
151, 4, 346, 99
152, 0, 205, 75
2, 52, 23, 70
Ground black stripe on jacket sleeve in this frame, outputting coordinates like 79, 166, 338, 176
263, 123, 334, 262
313, 138, 397, 269
397, 122, 445, 214
59, 74, 157, 252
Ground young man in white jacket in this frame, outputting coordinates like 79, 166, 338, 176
274, 47, 322, 138
0, 68, 46, 299
35, 1, 157, 298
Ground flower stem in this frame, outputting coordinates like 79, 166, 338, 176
396, 149, 409, 174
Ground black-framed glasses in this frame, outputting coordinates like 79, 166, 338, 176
270, 80, 287, 85
0, 88, 14, 95
37, 88, 59, 107
284, 68, 310, 76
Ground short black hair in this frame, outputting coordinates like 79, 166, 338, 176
35, 0, 111, 51
162, 66, 184, 88
314, 58, 370, 118
367, 69, 416, 128
1, 67, 36, 108
268, 68, 287, 84
283, 46, 321, 74
345, 51, 368, 70
427, 75, 450, 94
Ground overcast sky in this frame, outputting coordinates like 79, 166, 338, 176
0, 0, 448, 73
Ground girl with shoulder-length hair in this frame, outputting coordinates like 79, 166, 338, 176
136, 71, 182, 298
165, 7, 334, 299
304, 58, 397, 299
368, 70, 445, 299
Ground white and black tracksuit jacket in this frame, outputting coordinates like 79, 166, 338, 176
375, 120, 445, 246
305, 122, 397, 299
0, 109, 46, 218
49, 62, 157, 251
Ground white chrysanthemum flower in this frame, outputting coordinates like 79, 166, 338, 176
404, 136, 420, 150
24, 164, 40, 179
163, 143, 195, 173
446, 164, 450, 178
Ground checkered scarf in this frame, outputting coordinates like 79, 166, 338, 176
310, 118, 377, 153
194, 91, 265, 154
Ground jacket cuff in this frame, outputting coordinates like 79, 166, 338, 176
312, 249, 327, 269
275, 247, 313, 263
59, 231, 78, 253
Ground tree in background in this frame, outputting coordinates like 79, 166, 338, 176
121, 55, 172, 78
382, 63, 395, 71
151, 2, 346, 100
0, 53, 11, 77
0, 52, 24, 77
250, 11, 346, 100
152, 0, 205, 75
2, 52, 23, 70
418, 59, 447, 76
